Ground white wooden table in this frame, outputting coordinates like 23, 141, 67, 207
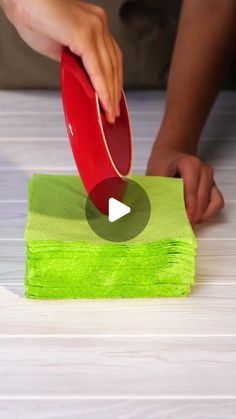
0, 90, 236, 418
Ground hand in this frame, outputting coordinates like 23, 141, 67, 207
147, 146, 224, 225
0, 0, 123, 123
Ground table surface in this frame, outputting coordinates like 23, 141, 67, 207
0, 90, 236, 419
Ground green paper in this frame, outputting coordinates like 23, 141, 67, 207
25, 175, 197, 299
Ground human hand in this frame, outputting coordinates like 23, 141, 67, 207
0, 0, 122, 123
147, 146, 224, 225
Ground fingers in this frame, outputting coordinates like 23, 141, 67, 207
146, 148, 224, 224
200, 184, 225, 223
96, 30, 119, 122
178, 156, 201, 224
5, 0, 123, 123
178, 156, 224, 225
15, 23, 63, 60
110, 35, 123, 116
194, 165, 214, 224
80, 43, 114, 120
75, 3, 122, 123
95, 12, 122, 119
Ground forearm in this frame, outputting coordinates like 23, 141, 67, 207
156, 0, 236, 154
0, 0, 14, 13
0, 0, 122, 122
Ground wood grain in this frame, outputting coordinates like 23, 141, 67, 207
1, 90, 236, 112
5, 282, 236, 299
1, 284, 236, 335
0, 168, 235, 201
1, 90, 236, 141
0, 337, 236, 396
1, 400, 236, 419
0, 90, 236, 418
0, 139, 234, 175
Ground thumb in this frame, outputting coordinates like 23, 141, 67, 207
178, 159, 200, 222
146, 157, 172, 176
185, 192, 197, 219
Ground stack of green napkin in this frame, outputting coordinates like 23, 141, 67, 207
25, 175, 197, 299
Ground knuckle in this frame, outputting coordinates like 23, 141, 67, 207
219, 196, 225, 210
93, 5, 108, 22
190, 155, 201, 169
94, 82, 110, 104
216, 193, 225, 210
90, 13, 103, 31
108, 68, 115, 81
94, 78, 110, 97
181, 155, 200, 168
117, 46, 123, 63
206, 164, 214, 178
77, 25, 93, 43
179, 155, 200, 172
198, 191, 207, 204
8, 1, 28, 25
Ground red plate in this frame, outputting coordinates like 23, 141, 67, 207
61, 48, 132, 214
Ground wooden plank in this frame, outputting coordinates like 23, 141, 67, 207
214, 169, 236, 200
0, 203, 26, 239
0, 169, 77, 201
134, 139, 236, 169
0, 90, 165, 113
0, 91, 63, 113
5, 282, 236, 299
0, 140, 74, 168
0, 168, 235, 201
0, 89, 235, 112
196, 240, 236, 283
1, 285, 236, 335
0, 139, 235, 171
1, 90, 236, 418
0, 337, 236, 396
1, 400, 236, 419
0, 242, 25, 281
1, 113, 236, 141
0, 115, 67, 138
194, 202, 236, 239
1, 89, 236, 141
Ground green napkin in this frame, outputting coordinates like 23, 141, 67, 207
25, 175, 197, 299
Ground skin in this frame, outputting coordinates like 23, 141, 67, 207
147, 0, 236, 224
1, 0, 236, 224
0, 0, 123, 123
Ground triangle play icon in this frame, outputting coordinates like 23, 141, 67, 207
108, 198, 131, 223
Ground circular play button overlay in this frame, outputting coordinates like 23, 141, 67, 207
85, 177, 151, 242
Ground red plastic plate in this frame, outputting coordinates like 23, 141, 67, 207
61, 48, 132, 213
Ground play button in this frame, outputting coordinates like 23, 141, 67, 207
85, 177, 151, 242
108, 198, 131, 222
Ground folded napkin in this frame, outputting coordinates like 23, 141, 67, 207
25, 175, 197, 299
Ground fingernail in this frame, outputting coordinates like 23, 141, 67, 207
106, 101, 113, 114
187, 198, 196, 216
187, 205, 194, 216
187, 212, 193, 223
107, 112, 115, 124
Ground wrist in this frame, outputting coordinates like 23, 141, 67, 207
0, 0, 18, 20
154, 128, 198, 155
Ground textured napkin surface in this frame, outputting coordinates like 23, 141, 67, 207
25, 175, 197, 299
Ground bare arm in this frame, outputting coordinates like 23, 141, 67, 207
0, 0, 123, 123
148, 0, 236, 224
